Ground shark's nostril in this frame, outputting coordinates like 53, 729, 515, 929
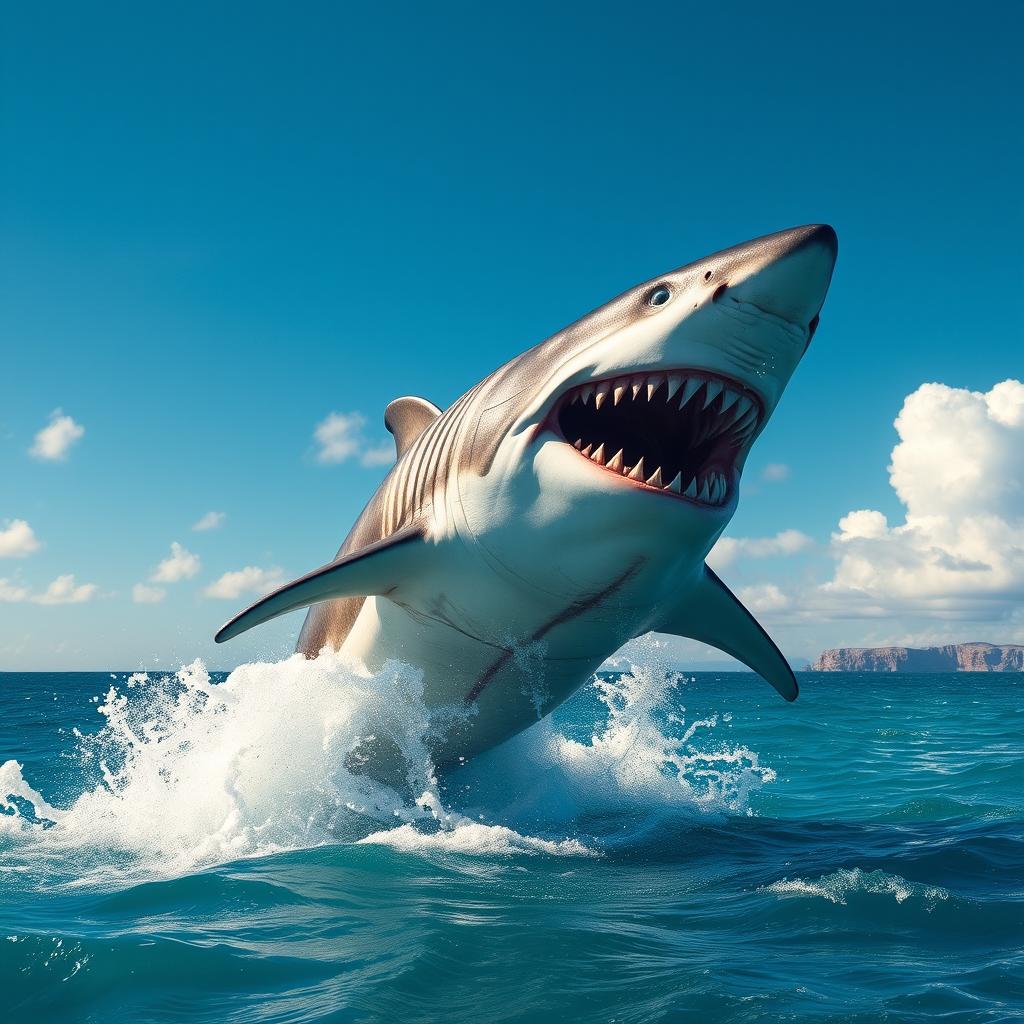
704, 270, 712, 281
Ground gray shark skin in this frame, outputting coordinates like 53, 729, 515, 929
216, 225, 838, 770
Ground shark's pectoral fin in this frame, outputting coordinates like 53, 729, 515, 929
215, 526, 428, 643
385, 396, 441, 457
655, 565, 798, 701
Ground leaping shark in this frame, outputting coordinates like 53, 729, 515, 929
216, 225, 838, 770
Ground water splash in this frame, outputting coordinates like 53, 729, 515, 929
0, 641, 772, 886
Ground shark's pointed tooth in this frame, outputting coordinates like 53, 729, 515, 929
646, 374, 664, 401
684, 477, 698, 498
734, 395, 753, 421
710, 475, 722, 503
613, 380, 629, 406
668, 471, 683, 494
581, 443, 593, 457
720, 389, 740, 416
665, 374, 682, 402
703, 380, 724, 408
590, 443, 606, 465
732, 408, 758, 437
594, 382, 610, 410
580, 384, 595, 404
646, 466, 663, 487
631, 377, 645, 401
698, 478, 711, 503
573, 438, 583, 450
627, 457, 646, 481
679, 378, 702, 409
607, 449, 624, 472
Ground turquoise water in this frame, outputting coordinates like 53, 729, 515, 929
1, 656, 1022, 1022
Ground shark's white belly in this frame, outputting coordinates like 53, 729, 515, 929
338, 576, 648, 765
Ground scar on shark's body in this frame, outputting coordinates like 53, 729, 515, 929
464, 560, 644, 704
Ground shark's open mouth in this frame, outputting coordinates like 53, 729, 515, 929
555, 371, 763, 507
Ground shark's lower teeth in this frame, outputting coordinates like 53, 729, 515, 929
559, 370, 761, 507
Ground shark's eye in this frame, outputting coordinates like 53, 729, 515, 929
648, 285, 671, 307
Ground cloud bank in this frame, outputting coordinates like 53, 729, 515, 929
822, 379, 1024, 615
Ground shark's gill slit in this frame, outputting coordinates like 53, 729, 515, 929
555, 371, 762, 506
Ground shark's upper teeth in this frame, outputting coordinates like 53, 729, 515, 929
679, 378, 702, 409
626, 458, 646, 481
561, 370, 761, 508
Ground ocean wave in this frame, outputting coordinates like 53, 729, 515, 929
761, 867, 950, 907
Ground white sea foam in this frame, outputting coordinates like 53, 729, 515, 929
762, 867, 950, 906
359, 822, 597, 857
0, 639, 772, 885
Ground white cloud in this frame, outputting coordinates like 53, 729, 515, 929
203, 566, 284, 600
761, 462, 790, 482
834, 509, 889, 541
29, 409, 85, 461
192, 511, 225, 532
132, 583, 166, 604
313, 412, 394, 467
709, 529, 814, 570
822, 379, 1024, 612
0, 579, 30, 602
0, 519, 41, 558
151, 542, 201, 583
737, 583, 790, 613
361, 440, 397, 467
31, 574, 97, 605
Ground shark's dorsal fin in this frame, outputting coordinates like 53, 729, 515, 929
215, 525, 429, 643
385, 397, 441, 458
655, 565, 798, 701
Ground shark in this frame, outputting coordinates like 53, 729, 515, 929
216, 224, 838, 771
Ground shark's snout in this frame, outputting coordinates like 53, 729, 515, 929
723, 224, 838, 329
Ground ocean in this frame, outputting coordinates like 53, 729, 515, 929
1, 653, 1022, 1023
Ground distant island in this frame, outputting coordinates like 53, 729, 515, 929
811, 642, 1024, 672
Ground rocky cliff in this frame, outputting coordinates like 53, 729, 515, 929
810, 642, 1024, 672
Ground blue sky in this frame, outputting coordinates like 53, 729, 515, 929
2, 2, 1022, 669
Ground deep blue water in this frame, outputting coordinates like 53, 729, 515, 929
1, 660, 1022, 1023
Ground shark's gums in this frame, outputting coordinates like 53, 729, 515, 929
217, 225, 838, 773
